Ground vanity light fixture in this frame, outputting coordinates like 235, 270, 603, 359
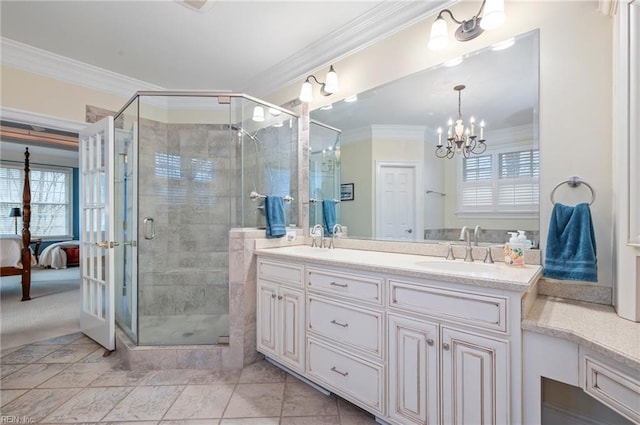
428, 0, 505, 50
436, 85, 487, 159
299, 65, 339, 103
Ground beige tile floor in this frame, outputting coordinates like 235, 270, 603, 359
0, 333, 378, 424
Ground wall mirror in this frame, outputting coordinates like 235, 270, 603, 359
310, 29, 539, 246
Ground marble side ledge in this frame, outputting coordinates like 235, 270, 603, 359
255, 245, 541, 292
522, 295, 640, 370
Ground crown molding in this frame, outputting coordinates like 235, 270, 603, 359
1, 37, 166, 98
243, 0, 446, 97
1, 107, 86, 132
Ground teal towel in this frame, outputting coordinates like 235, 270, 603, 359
265, 196, 286, 239
544, 203, 597, 282
322, 200, 336, 235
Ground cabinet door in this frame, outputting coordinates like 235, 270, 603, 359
388, 314, 439, 425
257, 281, 278, 357
279, 286, 305, 373
441, 327, 509, 425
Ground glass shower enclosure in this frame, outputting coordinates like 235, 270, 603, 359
309, 120, 341, 229
113, 92, 298, 346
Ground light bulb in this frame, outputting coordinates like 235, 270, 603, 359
252, 106, 265, 122
324, 65, 339, 94
299, 80, 313, 103
428, 17, 448, 50
480, 0, 506, 30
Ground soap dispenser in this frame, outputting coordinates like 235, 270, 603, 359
517, 230, 533, 249
504, 232, 525, 266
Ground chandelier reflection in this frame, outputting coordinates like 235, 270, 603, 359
436, 85, 487, 159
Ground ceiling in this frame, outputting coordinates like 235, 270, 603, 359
0, 0, 443, 94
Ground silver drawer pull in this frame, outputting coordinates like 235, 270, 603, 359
330, 281, 348, 288
331, 366, 349, 377
330, 319, 349, 328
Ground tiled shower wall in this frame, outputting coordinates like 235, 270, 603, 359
136, 119, 236, 344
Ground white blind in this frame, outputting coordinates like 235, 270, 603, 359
0, 162, 72, 237
459, 149, 539, 214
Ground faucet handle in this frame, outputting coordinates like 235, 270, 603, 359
484, 246, 494, 264
446, 244, 455, 260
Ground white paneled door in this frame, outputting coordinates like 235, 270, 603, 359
79, 117, 115, 351
376, 162, 418, 240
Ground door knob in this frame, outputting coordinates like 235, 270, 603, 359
406, 229, 413, 233
95, 241, 119, 249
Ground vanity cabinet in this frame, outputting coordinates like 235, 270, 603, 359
255, 251, 528, 425
388, 280, 510, 424
256, 260, 305, 374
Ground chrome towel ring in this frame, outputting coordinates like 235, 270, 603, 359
550, 176, 595, 205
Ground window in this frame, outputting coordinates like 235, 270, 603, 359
458, 148, 539, 216
0, 162, 73, 238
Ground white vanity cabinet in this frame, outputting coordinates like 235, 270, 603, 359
387, 288, 509, 425
255, 249, 532, 425
256, 259, 305, 373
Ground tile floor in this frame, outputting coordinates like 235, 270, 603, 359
0, 332, 378, 424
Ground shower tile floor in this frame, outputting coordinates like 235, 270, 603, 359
0, 332, 377, 424
138, 314, 230, 345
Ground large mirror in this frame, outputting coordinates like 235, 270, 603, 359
310, 29, 539, 246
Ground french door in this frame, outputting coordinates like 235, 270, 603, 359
79, 117, 115, 350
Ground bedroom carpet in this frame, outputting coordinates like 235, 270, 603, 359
0, 267, 80, 350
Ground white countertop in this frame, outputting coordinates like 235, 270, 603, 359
523, 295, 640, 370
255, 245, 542, 292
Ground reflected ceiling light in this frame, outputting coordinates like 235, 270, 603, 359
444, 56, 464, 67
268, 107, 281, 116
299, 65, 339, 103
273, 122, 283, 127
435, 85, 486, 159
491, 37, 515, 51
252, 106, 265, 122
344, 94, 358, 103
428, 0, 506, 50
320, 104, 333, 110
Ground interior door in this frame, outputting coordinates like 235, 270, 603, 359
376, 162, 418, 240
79, 117, 115, 351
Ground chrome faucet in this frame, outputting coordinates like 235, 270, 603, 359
328, 223, 343, 249
473, 225, 482, 246
459, 226, 474, 262
311, 224, 324, 248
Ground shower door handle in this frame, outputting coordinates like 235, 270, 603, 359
143, 217, 155, 240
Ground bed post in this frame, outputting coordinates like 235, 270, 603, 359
21, 147, 32, 301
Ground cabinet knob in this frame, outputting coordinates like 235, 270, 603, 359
271, 294, 277, 298
278, 296, 283, 300
442, 343, 450, 351
427, 338, 434, 346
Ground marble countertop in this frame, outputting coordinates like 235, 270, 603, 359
523, 295, 640, 370
255, 245, 542, 292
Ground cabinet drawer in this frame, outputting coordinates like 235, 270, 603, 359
258, 259, 303, 287
389, 279, 507, 332
307, 337, 384, 415
581, 354, 640, 423
308, 295, 383, 359
307, 268, 383, 305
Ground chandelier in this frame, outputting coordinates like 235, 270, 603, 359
436, 85, 486, 159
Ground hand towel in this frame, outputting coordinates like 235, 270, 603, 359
544, 202, 597, 282
265, 196, 286, 239
322, 199, 336, 235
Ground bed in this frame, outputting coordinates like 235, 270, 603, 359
39, 241, 81, 269
0, 148, 34, 301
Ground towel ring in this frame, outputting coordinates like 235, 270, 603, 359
550, 176, 595, 205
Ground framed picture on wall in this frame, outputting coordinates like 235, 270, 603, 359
340, 183, 354, 201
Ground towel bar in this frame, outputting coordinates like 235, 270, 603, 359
550, 176, 595, 205
310, 198, 341, 204
249, 191, 294, 204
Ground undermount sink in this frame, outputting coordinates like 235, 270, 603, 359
414, 260, 499, 273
